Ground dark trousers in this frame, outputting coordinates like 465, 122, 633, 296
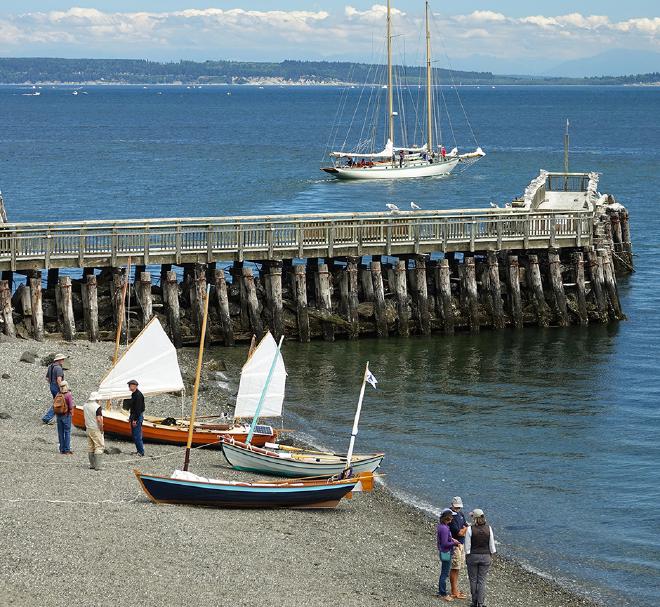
56, 414, 72, 453
438, 555, 451, 596
131, 415, 144, 455
466, 553, 492, 607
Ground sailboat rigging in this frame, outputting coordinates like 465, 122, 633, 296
322, 0, 484, 180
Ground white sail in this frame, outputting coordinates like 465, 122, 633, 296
234, 332, 286, 419
331, 139, 394, 159
96, 317, 184, 400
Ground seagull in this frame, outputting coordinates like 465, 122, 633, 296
410, 201, 421, 210
489, 202, 499, 208
386, 203, 399, 212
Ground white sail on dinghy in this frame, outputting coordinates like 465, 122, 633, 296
322, 0, 484, 180
221, 336, 385, 477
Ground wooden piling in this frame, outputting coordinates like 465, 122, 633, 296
317, 263, 334, 342
162, 270, 182, 347
437, 258, 454, 335
29, 272, 44, 342
599, 249, 624, 320
360, 264, 374, 302
464, 257, 480, 333
527, 254, 550, 327
293, 264, 310, 343
344, 258, 360, 339
137, 271, 153, 327
81, 273, 99, 342
507, 255, 523, 329
0, 279, 16, 337
392, 260, 409, 337
213, 269, 234, 346
231, 261, 248, 331
572, 252, 589, 325
548, 250, 569, 327
370, 261, 388, 338
413, 256, 431, 335
192, 264, 207, 340
242, 266, 263, 339
487, 252, 505, 329
111, 268, 127, 343
57, 276, 76, 341
265, 261, 284, 339
585, 248, 608, 322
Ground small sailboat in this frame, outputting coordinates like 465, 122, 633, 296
135, 288, 372, 509
222, 361, 384, 477
322, 1, 484, 180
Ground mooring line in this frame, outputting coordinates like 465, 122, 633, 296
0, 494, 143, 507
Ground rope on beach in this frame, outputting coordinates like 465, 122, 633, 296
0, 493, 143, 507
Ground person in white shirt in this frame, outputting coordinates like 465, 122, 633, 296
83, 393, 105, 471
464, 508, 496, 607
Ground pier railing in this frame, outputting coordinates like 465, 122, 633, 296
0, 209, 594, 271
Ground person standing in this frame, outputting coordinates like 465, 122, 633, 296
441, 145, 447, 161
465, 508, 497, 607
55, 380, 74, 455
437, 508, 460, 601
449, 496, 469, 599
124, 379, 145, 456
42, 354, 67, 424
84, 393, 105, 471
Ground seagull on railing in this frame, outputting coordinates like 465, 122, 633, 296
386, 203, 400, 213
410, 201, 421, 210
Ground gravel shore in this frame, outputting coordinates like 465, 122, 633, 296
0, 336, 604, 607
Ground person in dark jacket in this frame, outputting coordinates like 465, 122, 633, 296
437, 508, 461, 601
448, 496, 469, 599
465, 508, 497, 607
124, 379, 145, 456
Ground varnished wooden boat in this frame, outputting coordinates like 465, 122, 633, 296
222, 438, 384, 477
72, 406, 277, 448
134, 469, 374, 509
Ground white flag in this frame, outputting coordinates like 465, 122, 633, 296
366, 370, 378, 389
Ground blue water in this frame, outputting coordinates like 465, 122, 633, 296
1, 84, 659, 605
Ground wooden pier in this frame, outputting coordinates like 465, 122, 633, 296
0, 171, 633, 344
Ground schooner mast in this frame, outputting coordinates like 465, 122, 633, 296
387, 0, 394, 146
425, 0, 433, 155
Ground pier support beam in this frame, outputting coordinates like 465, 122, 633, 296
507, 255, 523, 329
242, 267, 263, 339
528, 254, 550, 327
413, 256, 431, 335
585, 248, 608, 323
340, 258, 360, 339
111, 268, 127, 343
214, 269, 234, 347
463, 257, 480, 333
370, 261, 388, 338
163, 270, 182, 348
436, 258, 454, 335
57, 276, 76, 341
190, 264, 207, 340
231, 261, 248, 331
548, 250, 569, 327
393, 260, 409, 337
29, 271, 44, 342
0, 280, 16, 338
137, 271, 153, 328
487, 253, 505, 329
293, 264, 310, 343
264, 261, 284, 340
360, 263, 374, 302
599, 249, 624, 320
572, 252, 589, 326
81, 273, 99, 342
317, 263, 334, 342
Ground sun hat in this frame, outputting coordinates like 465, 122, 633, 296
127, 379, 139, 386
59, 380, 69, 391
471, 508, 485, 518
53, 353, 67, 361
451, 496, 463, 508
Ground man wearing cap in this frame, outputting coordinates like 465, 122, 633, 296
124, 380, 145, 456
448, 496, 469, 600
84, 393, 105, 470
42, 354, 67, 424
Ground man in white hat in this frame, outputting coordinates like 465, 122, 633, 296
42, 353, 68, 424
448, 496, 469, 599
84, 392, 105, 471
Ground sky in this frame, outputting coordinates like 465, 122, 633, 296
0, 2, 658, 75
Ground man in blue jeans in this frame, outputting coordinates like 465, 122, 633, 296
124, 379, 145, 456
42, 354, 67, 424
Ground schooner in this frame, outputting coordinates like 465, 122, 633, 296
322, 1, 484, 180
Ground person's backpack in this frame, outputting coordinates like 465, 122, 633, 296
53, 393, 68, 415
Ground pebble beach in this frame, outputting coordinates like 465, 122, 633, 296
0, 336, 604, 607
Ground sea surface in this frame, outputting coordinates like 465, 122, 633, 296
1, 84, 659, 606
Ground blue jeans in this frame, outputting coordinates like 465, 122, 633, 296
438, 555, 451, 596
42, 385, 59, 423
131, 415, 144, 455
57, 414, 72, 453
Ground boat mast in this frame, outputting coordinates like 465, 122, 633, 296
426, 1, 433, 154
387, 0, 394, 145
345, 362, 370, 471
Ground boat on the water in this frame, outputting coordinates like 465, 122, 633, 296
322, 0, 483, 180
72, 317, 277, 447
135, 468, 373, 509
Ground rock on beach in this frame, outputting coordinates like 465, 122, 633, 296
0, 337, 603, 607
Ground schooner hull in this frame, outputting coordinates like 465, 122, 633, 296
72, 406, 276, 448
322, 159, 459, 180
134, 470, 359, 509
222, 440, 384, 478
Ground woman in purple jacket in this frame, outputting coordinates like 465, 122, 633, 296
437, 508, 461, 600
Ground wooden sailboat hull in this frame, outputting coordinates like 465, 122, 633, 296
72, 406, 276, 448
222, 439, 384, 478
322, 159, 459, 180
134, 470, 359, 509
